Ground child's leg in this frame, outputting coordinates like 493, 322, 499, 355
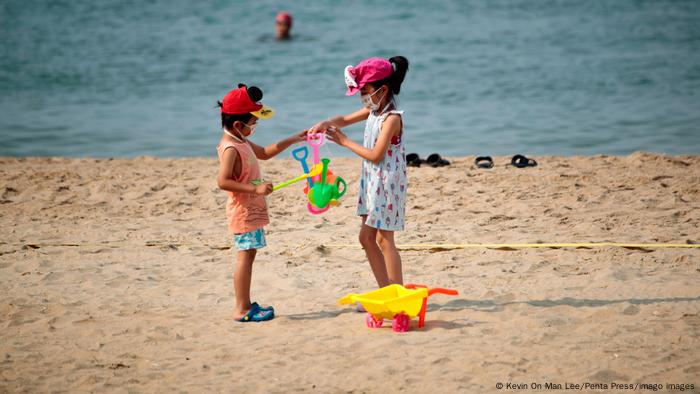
377, 229, 403, 285
232, 248, 256, 319
358, 216, 390, 287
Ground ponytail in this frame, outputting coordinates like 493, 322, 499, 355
388, 56, 409, 95
367, 56, 409, 101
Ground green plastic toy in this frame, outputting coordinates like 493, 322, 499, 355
308, 158, 346, 209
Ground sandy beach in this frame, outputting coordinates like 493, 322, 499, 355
1, 152, 699, 393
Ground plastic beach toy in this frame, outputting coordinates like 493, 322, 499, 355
270, 164, 323, 191
338, 284, 458, 332
292, 146, 314, 188
289, 132, 346, 214
308, 158, 346, 209
292, 145, 330, 214
306, 132, 326, 183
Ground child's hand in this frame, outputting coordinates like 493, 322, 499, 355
292, 129, 308, 143
254, 182, 273, 195
326, 126, 348, 147
309, 120, 332, 134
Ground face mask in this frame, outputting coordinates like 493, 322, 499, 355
360, 87, 385, 111
236, 122, 257, 138
245, 122, 257, 137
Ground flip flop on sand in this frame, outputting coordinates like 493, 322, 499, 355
426, 153, 450, 167
474, 156, 494, 169
511, 154, 537, 168
238, 303, 274, 322
406, 153, 422, 167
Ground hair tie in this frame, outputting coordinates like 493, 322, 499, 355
391, 61, 397, 73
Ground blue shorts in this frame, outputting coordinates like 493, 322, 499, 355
234, 228, 266, 250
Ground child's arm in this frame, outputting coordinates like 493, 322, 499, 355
217, 147, 273, 195
326, 115, 401, 164
310, 107, 370, 132
248, 130, 307, 160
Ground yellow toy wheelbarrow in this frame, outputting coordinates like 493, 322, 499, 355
338, 284, 458, 332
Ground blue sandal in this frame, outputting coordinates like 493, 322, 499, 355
238, 303, 274, 322
252, 302, 274, 312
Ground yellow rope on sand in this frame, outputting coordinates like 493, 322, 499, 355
323, 242, 700, 250
10, 241, 699, 251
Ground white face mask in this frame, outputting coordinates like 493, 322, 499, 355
245, 122, 258, 137
360, 87, 385, 111
236, 122, 257, 138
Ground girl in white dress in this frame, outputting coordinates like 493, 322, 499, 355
311, 56, 409, 287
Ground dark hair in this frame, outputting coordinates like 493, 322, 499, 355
219, 112, 254, 131
366, 56, 409, 101
216, 84, 263, 130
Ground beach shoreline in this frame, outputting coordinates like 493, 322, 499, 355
1, 152, 699, 392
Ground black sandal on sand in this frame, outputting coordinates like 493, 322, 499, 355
426, 153, 450, 167
511, 154, 537, 168
407, 153, 422, 167
474, 156, 494, 169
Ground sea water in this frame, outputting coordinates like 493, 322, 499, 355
1, 0, 699, 157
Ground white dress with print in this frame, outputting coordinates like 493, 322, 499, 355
356, 107, 407, 231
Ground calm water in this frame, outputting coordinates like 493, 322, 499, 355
1, 0, 699, 158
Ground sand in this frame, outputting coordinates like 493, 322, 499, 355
1, 152, 699, 393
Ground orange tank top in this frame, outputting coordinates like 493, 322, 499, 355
216, 138, 269, 234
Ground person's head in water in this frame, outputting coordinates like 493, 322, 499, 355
344, 56, 409, 112
275, 12, 292, 40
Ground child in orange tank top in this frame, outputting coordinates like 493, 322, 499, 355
216, 84, 306, 322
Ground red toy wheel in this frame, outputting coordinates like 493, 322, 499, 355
392, 312, 410, 332
365, 313, 384, 328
